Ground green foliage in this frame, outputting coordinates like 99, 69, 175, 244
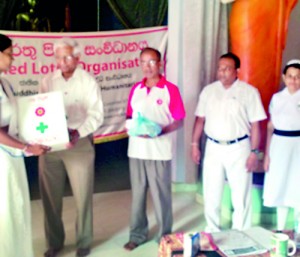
107, 0, 168, 29
15, 0, 51, 31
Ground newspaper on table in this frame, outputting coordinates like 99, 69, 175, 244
211, 227, 272, 256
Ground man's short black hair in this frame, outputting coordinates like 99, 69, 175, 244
140, 47, 161, 61
220, 52, 240, 69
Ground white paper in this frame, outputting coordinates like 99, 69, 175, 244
211, 228, 269, 256
243, 226, 274, 250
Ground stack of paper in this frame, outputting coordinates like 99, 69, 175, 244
211, 227, 272, 256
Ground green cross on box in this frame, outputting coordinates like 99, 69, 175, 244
36, 122, 48, 133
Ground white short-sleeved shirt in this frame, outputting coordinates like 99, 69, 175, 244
270, 88, 300, 130
0, 85, 12, 127
41, 68, 104, 137
127, 76, 185, 160
0, 79, 18, 137
194, 79, 266, 140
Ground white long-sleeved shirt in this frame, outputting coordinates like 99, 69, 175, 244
40, 68, 103, 137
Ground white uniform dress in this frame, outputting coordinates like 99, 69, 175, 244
0, 82, 34, 257
263, 88, 300, 208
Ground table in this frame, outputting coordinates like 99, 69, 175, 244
158, 227, 300, 257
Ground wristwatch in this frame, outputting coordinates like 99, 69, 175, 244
251, 149, 260, 155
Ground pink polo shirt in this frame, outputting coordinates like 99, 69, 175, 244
127, 76, 185, 160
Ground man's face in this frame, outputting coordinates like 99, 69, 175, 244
140, 50, 161, 79
54, 45, 79, 75
217, 58, 238, 87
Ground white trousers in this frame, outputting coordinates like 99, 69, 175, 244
277, 207, 300, 230
203, 139, 252, 232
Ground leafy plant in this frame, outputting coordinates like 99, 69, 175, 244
15, 0, 51, 31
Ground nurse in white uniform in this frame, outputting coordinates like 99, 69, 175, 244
263, 59, 300, 230
0, 33, 49, 257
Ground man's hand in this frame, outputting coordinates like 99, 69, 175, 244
246, 152, 259, 172
263, 155, 270, 172
68, 129, 80, 148
24, 144, 51, 156
191, 145, 201, 165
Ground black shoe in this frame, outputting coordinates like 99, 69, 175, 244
44, 248, 62, 257
76, 248, 91, 257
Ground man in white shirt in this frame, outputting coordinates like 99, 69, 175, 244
39, 38, 103, 257
191, 52, 266, 232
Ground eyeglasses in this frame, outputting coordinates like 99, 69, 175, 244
55, 55, 75, 62
217, 66, 235, 72
140, 59, 159, 67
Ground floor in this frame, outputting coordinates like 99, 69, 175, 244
28, 138, 207, 256
27, 138, 274, 256
31, 190, 206, 257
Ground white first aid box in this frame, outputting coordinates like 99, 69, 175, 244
17, 91, 69, 152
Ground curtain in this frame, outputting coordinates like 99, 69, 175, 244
167, 0, 230, 183
106, 0, 167, 28
230, 0, 297, 149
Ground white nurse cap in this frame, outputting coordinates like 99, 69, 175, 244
286, 59, 300, 65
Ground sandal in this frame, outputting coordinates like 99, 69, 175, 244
123, 241, 139, 251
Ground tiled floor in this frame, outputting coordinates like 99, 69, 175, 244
28, 138, 205, 256
32, 190, 206, 257
28, 138, 278, 256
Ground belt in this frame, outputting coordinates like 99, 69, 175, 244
273, 129, 300, 137
206, 135, 249, 145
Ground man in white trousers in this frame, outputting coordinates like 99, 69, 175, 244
191, 52, 266, 232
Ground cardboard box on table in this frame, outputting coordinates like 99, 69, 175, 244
17, 91, 69, 152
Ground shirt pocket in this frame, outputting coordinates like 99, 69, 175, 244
226, 97, 244, 116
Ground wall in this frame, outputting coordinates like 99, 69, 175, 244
281, 1, 300, 88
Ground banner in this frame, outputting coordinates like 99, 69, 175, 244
0, 27, 168, 143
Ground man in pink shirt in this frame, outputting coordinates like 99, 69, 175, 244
124, 47, 185, 251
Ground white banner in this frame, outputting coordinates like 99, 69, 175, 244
0, 27, 168, 143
